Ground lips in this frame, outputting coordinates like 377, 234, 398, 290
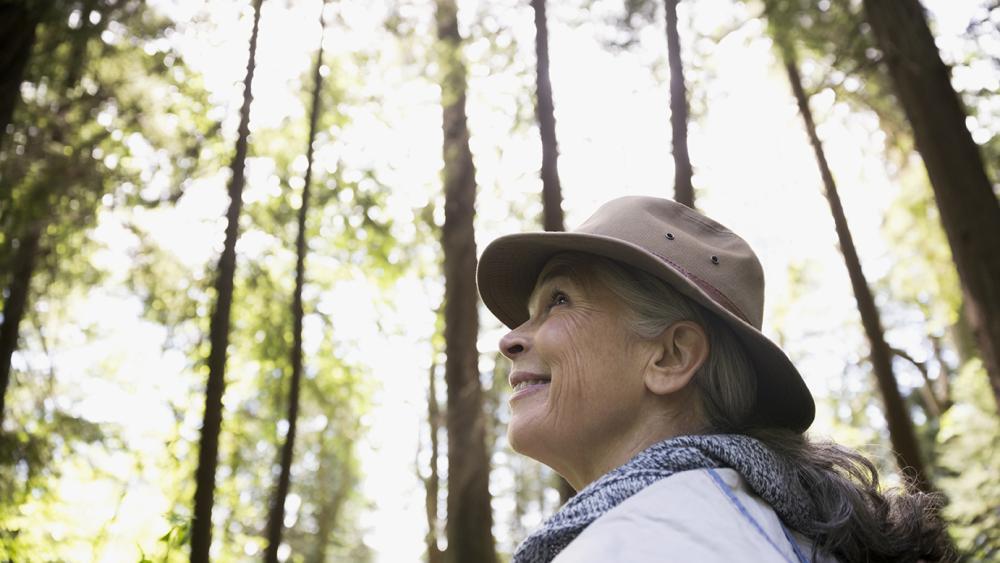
509, 371, 551, 392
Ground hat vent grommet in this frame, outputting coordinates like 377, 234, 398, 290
711, 255, 720, 265
665, 233, 674, 240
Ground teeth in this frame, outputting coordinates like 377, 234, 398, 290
513, 379, 550, 391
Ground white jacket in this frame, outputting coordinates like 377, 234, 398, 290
552, 468, 836, 563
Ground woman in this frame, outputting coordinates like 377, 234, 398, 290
477, 196, 952, 563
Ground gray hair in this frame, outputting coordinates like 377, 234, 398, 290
548, 252, 954, 562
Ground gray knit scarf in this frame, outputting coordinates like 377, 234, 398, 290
512, 434, 814, 563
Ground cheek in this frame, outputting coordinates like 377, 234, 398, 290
537, 318, 618, 408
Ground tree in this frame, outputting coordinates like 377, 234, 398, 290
0, 225, 39, 427
423, 356, 444, 563
0, 0, 217, 556
434, 0, 496, 560
530, 0, 564, 233
0, 0, 105, 426
664, 0, 693, 207
861, 0, 1000, 410
263, 2, 328, 560
529, 0, 574, 505
601, 0, 696, 206
190, 0, 263, 560
0, 2, 46, 152
776, 35, 932, 492
1, 0, 210, 427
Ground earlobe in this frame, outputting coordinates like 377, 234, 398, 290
644, 321, 709, 396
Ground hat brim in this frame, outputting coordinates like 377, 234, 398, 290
477, 231, 815, 433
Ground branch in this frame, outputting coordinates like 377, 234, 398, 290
889, 346, 943, 417
929, 335, 954, 410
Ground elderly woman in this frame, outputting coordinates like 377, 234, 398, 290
477, 196, 951, 563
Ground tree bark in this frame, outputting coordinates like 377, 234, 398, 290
0, 0, 40, 344
0, 224, 41, 426
424, 360, 443, 563
664, 0, 693, 208
530, 0, 564, 232
783, 52, 932, 493
190, 1, 263, 560
307, 465, 347, 563
862, 0, 1000, 410
263, 3, 326, 561
0, 3, 42, 153
434, 1, 496, 561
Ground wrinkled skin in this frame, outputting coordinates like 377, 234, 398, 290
499, 259, 677, 490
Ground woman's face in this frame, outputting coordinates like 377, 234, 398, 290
499, 257, 654, 484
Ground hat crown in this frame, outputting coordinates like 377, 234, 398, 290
575, 196, 765, 328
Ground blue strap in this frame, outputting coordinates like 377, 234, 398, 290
780, 523, 811, 563
706, 468, 809, 563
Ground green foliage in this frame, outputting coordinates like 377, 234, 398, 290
936, 360, 1000, 559
880, 163, 962, 338
0, 1, 219, 559
0, 0, 220, 292
760, 0, 911, 154
0, 413, 106, 558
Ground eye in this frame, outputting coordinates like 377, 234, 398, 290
547, 289, 569, 309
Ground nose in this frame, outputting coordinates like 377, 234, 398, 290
499, 324, 529, 359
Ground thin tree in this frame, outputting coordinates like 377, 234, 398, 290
424, 358, 443, 563
190, 0, 263, 560
530, 0, 564, 233
1, 0, 111, 425
862, 0, 1000, 409
0, 2, 60, 418
529, 0, 574, 505
0, 3, 45, 151
664, 0, 693, 208
434, 0, 496, 560
263, 2, 327, 560
307, 439, 350, 563
0, 225, 41, 426
780, 43, 931, 492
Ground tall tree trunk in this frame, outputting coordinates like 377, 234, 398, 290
783, 51, 932, 493
424, 360, 443, 563
664, 0, 693, 208
530, 0, 564, 233
0, 3, 43, 153
190, 1, 263, 560
307, 420, 351, 563
530, 0, 573, 503
307, 464, 348, 563
263, 4, 326, 561
0, 224, 41, 426
434, 1, 496, 561
862, 0, 1000, 410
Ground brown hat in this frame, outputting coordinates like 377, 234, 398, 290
477, 195, 815, 432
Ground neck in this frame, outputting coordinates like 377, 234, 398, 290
560, 397, 699, 490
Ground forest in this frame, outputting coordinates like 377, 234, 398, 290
0, 0, 998, 561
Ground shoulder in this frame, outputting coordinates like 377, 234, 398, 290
553, 468, 822, 563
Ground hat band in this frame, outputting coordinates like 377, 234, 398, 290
650, 250, 752, 326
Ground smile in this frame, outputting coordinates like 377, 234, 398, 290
513, 379, 550, 392
510, 380, 549, 401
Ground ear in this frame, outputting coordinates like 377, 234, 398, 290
644, 320, 709, 396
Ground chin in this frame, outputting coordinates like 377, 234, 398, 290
508, 416, 541, 456
507, 417, 555, 468
506, 419, 529, 455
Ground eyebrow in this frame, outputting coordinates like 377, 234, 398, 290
527, 264, 578, 316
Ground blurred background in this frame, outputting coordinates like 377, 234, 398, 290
0, 0, 997, 560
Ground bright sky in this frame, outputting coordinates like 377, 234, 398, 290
11, 0, 996, 561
